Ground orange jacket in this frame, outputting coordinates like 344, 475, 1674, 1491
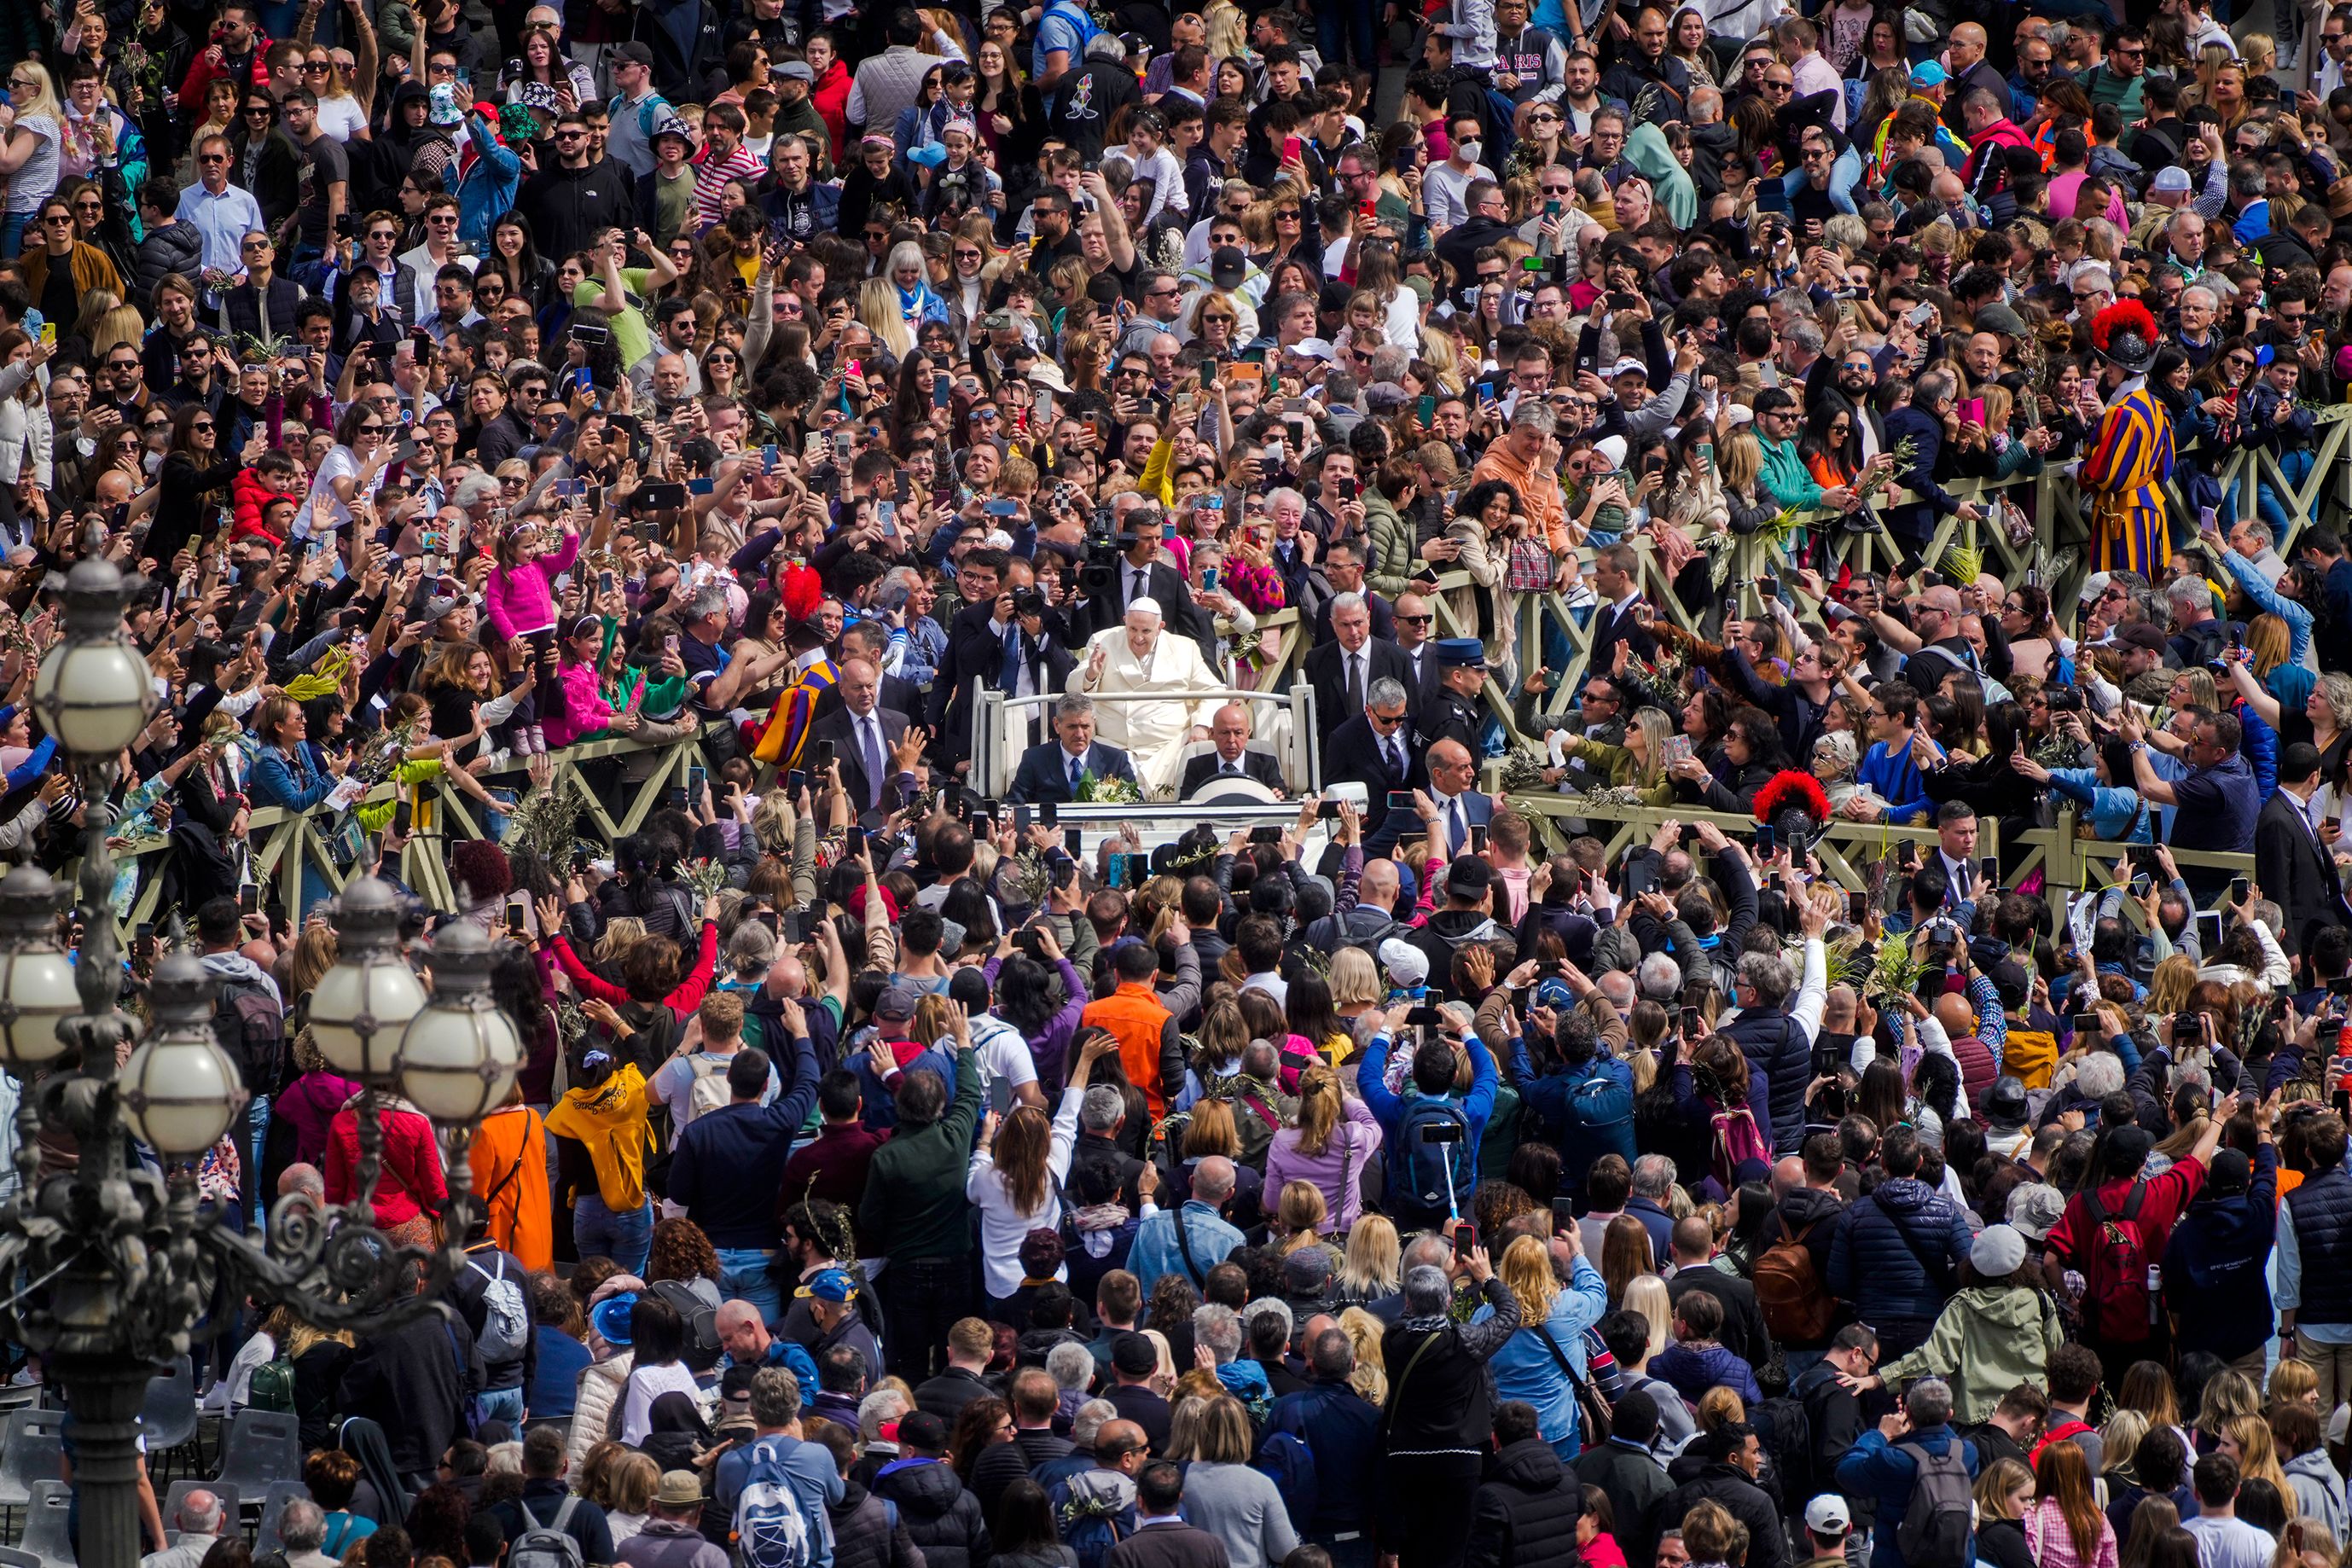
1081, 983, 1180, 1118
469, 1103, 552, 1271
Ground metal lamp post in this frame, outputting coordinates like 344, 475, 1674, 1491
0, 553, 503, 1568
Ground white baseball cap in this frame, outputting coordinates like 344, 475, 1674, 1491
1805, 1496, 1852, 1535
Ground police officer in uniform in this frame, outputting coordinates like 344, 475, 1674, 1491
1422, 638, 1490, 757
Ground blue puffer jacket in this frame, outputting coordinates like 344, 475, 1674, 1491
1836, 1425, 1979, 1568
1826, 1176, 1972, 1325
1718, 1006, 1812, 1156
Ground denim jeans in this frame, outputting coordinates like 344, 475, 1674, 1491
2256, 447, 2314, 539
0, 211, 32, 261
1315, 3, 1375, 70
575, 1194, 653, 1275
475, 1385, 525, 1430
717, 1246, 783, 1328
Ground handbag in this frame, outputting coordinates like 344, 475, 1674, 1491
1534, 1321, 1613, 1444
1506, 534, 1555, 593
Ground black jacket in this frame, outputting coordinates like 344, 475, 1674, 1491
1575, 1439, 1672, 1568
1656, 1464, 1789, 1568
1466, 1438, 1585, 1568
831, 1480, 925, 1568
1071, 1130, 1147, 1212
874, 1457, 993, 1568
1667, 1269, 1773, 1369
518, 158, 641, 266
134, 221, 205, 306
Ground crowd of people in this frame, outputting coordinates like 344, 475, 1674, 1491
15, 0, 2352, 1566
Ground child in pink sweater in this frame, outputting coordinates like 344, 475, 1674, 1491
485, 520, 582, 753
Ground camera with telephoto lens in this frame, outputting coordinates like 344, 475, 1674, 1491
1080, 512, 1131, 597
1010, 587, 1047, 618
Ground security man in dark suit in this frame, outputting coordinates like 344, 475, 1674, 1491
2256, 740, 2352, 964
1178, 701, 1286, 799
1322, 676, 1429, 855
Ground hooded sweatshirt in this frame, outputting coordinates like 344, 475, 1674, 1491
1876, 1284, 2066, 1423
544, 1064, 654, 1211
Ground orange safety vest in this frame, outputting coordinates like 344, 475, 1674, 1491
1083, 984, 1176, 1118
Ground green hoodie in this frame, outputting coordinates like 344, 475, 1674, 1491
1878, 1284, 2065, 1424
1758, 435, 1824, 514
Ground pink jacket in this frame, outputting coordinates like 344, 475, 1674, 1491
484, 530, 582, 642
544, 659, 618, 748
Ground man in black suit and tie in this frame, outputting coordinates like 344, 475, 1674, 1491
1074, 516, 1216, 660
1322, 677, 1428, 855
926, 549, 1014, 773
1007, 694, 1141, 804
1178, 702, 1286, 799
1586, 540, 1656, 694
1102, 1462, 1232, 1568
2256, 741, 2352, 965
810, 620, 920, 723
1310, 539, 1395, 645
1304, 594, 1413, 746
809, 658, 914, 817
1392, 588, 1441, 715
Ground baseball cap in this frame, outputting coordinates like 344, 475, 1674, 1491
1909, 60, 1948, 87
612, 41, 655, 67
1209, 246, 1249, 290
423, 595, 464, 621
1806, 1496, 1853, 1535
1446, 854, 1494, 898
899, 1411, 950, 1452
1286, 337, 1336, 362
1111, 1331, 1159, 1378
2114, 621, 2168, 653
1378, 938, 1429, 989
875, 984, 920, 1022
797, 1267, 859, 1303
2151, 166, 2194, 195
1970, 1222, 2028, 1278
1606, 356, 1648, 379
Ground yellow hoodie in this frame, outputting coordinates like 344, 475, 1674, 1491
544, 1064, 653, 1211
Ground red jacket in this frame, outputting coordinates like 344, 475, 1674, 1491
810, 58, 851, 166
179, 33, 274, 120
229, 467, 293, 548
324, 1099, 448, 1227
1965, 115, 2034, 212
549, 920, 719, 1014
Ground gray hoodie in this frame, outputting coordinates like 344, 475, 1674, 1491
2284, 1449, 2346, 1546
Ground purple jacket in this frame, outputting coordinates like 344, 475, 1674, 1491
276, 1070, 367, 1167
984, 956, 1090, 1095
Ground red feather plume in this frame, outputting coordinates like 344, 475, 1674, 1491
1751, 769, 1832, 828
2091, 299, 2157, 355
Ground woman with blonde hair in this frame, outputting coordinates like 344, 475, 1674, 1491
1716, 427, 1780, 532
1179, 1395, 1298, 1568
2028, 1437, 2120, 1568
1265, 1064, 1383, 1234
1976, 1458, 2038, 1568
1333, 1214, 1400, 1309
2216, 1413, 2296, 1508
1557, 705, 1675, 804
1476, 1231, 1611, 1460
1182, 289, 1245, 361
967, 1034, 1109, 1317
0, 330, 51, 497
1269, 1180, 1335, 1261
1621, 1273, 1674, 1361
854, 276, 916, 359
1337, 1305, 1388, 1402
0, 63, 65, 258
1327, 947, 1384, 1032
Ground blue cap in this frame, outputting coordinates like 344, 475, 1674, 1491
590, 1292, 638, 1345
797, 1268, 858, 1304
1909, 60, 1948, 87
1435, 637, 1487, 670
1533, 976, 1576, 1010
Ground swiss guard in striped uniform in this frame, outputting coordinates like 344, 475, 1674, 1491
2080, 300, 2175, 578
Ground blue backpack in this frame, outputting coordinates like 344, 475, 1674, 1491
1396, 1096, 1475, 1217
1050, 1479, 1134, 1568
1251, 1421, 1320, 1530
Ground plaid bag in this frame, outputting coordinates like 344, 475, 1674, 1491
1507, 535, 1554, 592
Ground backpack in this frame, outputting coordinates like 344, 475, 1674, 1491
213, 970, 287, 1094
2076, 1181, 2155, 1343
1709, 1103, 1772, 1190
247, 1356, 296, 1414
2003, 1029, 2059, 1090
682, 1054, 735, 1128
1754, 1219, 1837, 1344
732, 1437, 816, 1568
1751, 1395, 1815, 1514
509, 1495, 587, 1568
1249, 1428, 1320, 1530
2031, 1418, 2096, 1464
649, 1279, 724, 1372
467, 1253, 531, 1364
1894, 1439, 1975, 1568
1396, 1096, 1475, 1217
1051, 1479, 1130, 1568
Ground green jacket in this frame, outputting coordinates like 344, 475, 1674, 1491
857, 1041, 984, 1261
1758, 436, 1822, 513
1366, 487, 1416, 601
1562, 737, 1674, 804
1878, 1283, 2065, 1424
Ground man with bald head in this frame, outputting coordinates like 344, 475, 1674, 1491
1127, 1155, 1243, 1292
1180, 702, 1285, 798
810, 657, 914, 814
1943, 24, 2008, 132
